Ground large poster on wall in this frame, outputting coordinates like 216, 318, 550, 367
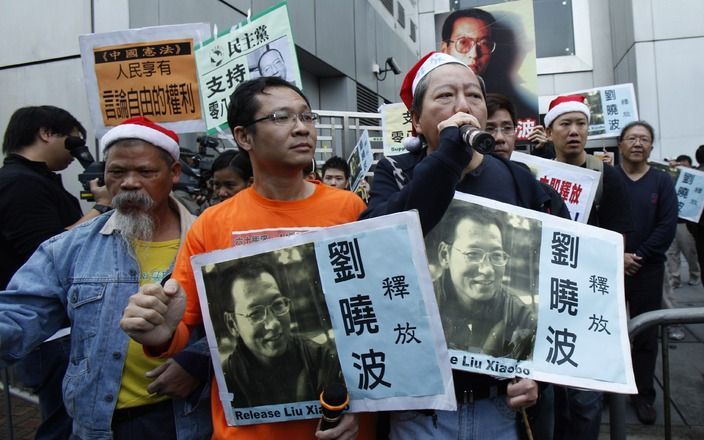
434, 0, 538, 141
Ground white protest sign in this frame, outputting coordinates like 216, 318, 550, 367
426, 193, 635, 394
674, 166, 704, 223
380, 103, 413, 157
195, 2, 301, 134
348, 130, 374, 193
79, 23, 211, 137
511, 152, 599, 223
192, 211, 455, 426
545, 84, 638, 139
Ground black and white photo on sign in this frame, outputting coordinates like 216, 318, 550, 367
200, 243, 341, 409
425, 199, 541, 361
246, 35, 296, 85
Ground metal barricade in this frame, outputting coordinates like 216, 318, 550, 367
313, 110, 383, 171
609, 307, 704, 440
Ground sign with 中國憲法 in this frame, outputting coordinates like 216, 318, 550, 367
79, 23, 211, 136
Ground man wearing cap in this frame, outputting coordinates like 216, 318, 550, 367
545, 95, 633, 439
361, 52, 567, 439
0, 116, 211, 439
120, 77, 373, 439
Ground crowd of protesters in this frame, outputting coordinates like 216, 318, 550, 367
0, 19, 700, 440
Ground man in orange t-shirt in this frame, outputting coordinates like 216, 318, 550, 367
121, 77, 372, 440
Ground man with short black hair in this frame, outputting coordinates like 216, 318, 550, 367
617, 120, 677, 425
430, 204, 535, 359
220, 259, 340, 408
546, 95, 634, 440
121, 77, 374, 440
321, 156, 351, 189
0, 105, 112, 440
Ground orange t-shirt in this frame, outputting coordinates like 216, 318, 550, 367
168, 182, 373, 440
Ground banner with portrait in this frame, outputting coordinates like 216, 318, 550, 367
192, 212, 455, 426
547, 83, 639, 139
425, 193, 636, 394
434, 0, 539, 141
195, 1, 302, 134
673, 166, 704, 222
79, 23, 211, 137
510, 152, 600, 223
348, 130, 374, 193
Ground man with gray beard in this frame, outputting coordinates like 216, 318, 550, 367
0, 117, 211, 440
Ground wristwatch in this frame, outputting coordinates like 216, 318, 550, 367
93, 204, 112, 214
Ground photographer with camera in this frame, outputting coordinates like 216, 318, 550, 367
0, 105, 111, 440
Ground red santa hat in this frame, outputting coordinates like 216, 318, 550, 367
100, 116, 180, 160
399, 51, 469, 151
544, 94, 590, 128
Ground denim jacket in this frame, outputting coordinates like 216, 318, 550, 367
0, 196, 211, 440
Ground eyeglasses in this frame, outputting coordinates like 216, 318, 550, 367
245, 111, 319, 128
452, 246, 510, 266
486, 125, 516, 137
235, 297, 291, 324
446, 37, 496, 55
623, 135, 652, 146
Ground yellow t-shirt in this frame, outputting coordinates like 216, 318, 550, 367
116, 238, 180, 409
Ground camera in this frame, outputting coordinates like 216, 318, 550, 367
65, 136, 105, 201
174, 135, 222, 199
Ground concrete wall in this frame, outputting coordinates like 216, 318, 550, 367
1, 0, 415, 210
610, 0, 704, 160
0, 0, 129, 210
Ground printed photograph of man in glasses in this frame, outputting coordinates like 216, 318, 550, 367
435, 1, 539, 133
426, 200, 540, 361
202, 247, 342, 408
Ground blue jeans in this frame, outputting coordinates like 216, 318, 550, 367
14, 336, 72, 440
389, 397, 519, 440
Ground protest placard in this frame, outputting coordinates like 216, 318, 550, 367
79, 23, 210, 136
511, 152, 599, 223
547, 83, 638, 139
425, 193, 636, 394
348, 130, 374, 193
195, 2, 301, 134
673, 166, 704, 222
434, 0, 539, 141
380, 103, 413, 157
192, 211, 455, 426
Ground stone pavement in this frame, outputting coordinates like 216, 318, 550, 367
0, 387, 41, 440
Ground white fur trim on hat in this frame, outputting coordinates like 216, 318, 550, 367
544, 101, 590, 128
100, 123, 180, 160
411, 53, 468, 97
402, 136, 422, 152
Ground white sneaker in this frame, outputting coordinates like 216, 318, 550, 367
668, 326, 686, 341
